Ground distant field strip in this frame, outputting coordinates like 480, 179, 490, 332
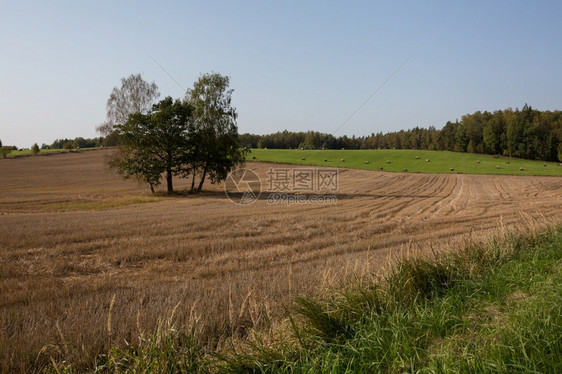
249, 148, 562, 176
0, 149, 561, 371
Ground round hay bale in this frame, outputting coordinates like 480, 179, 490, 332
543, 163, 547, 167
403, 168, 408, 172
506, 161, 510, 164
386, 160, 391, 164
324, 159, 328, 162
378, 166, 384, 170
415, 156, 419, 159
425, 159, 430, 162
252, 156, 256, 160
340, 158, 345, 162
450, 168, 454, 171
496, 165, 500, 169
519, 167, 525, 171
476, 160, 480, 164
364, 160, 369, 164
301, 157, 306, 161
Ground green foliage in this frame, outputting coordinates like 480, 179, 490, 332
111, 73, 245, 194
49, 137, 103, 149
112, 97, 193, 193
186, 72, 245, 192
0, 146, 12, 158
31, 143, 40, 155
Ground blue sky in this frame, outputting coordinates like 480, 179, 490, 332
1, 1, 561, 147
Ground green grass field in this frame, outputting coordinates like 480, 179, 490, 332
248, 148, 562, 176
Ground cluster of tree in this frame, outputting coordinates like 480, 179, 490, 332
103, 73, 244, 193
239, 131, 365, 150
46, 136, 115, 150
0, 138, 16, 158
240, 105, 562, 162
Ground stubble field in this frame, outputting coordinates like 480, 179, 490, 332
1, 149, 561, 372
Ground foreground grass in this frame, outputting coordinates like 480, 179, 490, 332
79, 225, 562, 373
249, 148, 562, 176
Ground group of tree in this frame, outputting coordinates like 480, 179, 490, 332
102, 73, 244, 194
239, 104, 562, 162
46, 136, 115, 150
0, 139, 13, 158
0, 138, 19, 158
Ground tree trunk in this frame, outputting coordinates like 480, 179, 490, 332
197, 166, 207, 193
149, 183, 155, 194
191, 166, 196, 191
166, 167, 173, 193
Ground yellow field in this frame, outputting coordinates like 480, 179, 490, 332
1, 149, 561, 372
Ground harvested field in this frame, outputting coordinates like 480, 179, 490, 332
1, 149, 561, 372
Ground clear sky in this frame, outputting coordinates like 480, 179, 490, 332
1, 0, 561, 147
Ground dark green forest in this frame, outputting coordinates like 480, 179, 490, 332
239, 105, 562, 162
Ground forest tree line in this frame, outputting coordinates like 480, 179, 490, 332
239, 105, 562, 162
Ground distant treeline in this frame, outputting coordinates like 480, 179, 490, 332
44, 134, 118, 150
239, 105, 562, 162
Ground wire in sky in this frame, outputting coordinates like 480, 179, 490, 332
146, 52, 186, 93
331, 53, 414, 137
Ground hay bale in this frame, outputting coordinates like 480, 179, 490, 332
301, 157, 306, 160
403, 168, 408, 172
364, 160, 369, 164
505, 161, 510, 164
378, 166, 384, 170
425, 159, 430, 162
415, 156, 419, 159
324, 159, 328, 162
341, 148, 345, 150
386, 160, 391, 164
252, 156, 256, 160
340, 158, 345, 162
519, 167, 525, 171
476, 160, 480, 164
543, 163, 547, 167
450, 168, 454, 171
496, 165, 500, 169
